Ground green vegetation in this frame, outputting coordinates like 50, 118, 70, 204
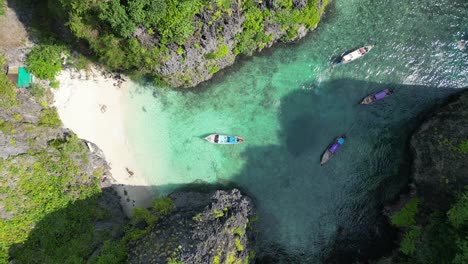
208, 65, 220, 75
39, 107, 62, 128
0, 0, 5, 16
38, 0, 328, 85
12, 113, 22, 122
0, 132, 103, 263
26, 45, 65, 82
167, 258, 184, 264
391, 197, 419, 228
226, 251, 237, 264
193, 213, 203, 222
73, 54, 92, 72
0, 57, 17, 109
454, 140, 468, 154
206, 44, 229, 59
234, 237, 244, 252
234, 226, 244, 237
213, 209, 224, 218
0, 120, 14, 134
29, 83, 46, 98
447, 190, 468, 228
152, 196, 173, 216
390, 189, 468, 263
91, 197, 175, 262
400, 226, 421, 255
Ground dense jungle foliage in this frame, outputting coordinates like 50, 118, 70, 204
388, 190, 468, 263
38, 0, 328, 82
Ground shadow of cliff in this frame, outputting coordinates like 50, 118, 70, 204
225, 79, 463, 263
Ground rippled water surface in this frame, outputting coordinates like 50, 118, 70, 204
127, 0, 467, 262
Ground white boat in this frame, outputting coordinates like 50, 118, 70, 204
204, 134, 244, 144
340, 45, 374, 64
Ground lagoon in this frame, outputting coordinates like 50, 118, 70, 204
126, 0, 467, 261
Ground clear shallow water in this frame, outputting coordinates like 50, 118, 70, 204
127, 0, 467, 261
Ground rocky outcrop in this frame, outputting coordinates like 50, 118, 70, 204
155, 1, 328, 87
128, 189, 256, 264
0, 88, 115, 187
52, 0, 330, 88
0, 87, 126, 258
374, 91, 468, 264
410, 91, 468, 211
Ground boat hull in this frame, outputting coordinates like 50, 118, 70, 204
320, 150, 333, 165
340, 45, 374, 64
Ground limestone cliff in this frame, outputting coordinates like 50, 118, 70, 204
0, 84, 126, 262
128, 189, 256, 264
410, 91, 468, 211
51, 0, 330, 87
377, 91, 468, 263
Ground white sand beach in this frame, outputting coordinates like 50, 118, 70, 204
53, 66, 154, 215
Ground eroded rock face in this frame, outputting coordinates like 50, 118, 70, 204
410, 91, 468, 211
128, 189, 256, 264
0, 88, 126, 254
148, 1, 328, 87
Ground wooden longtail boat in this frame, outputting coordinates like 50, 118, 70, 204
320, 135, 346, 166
360, 89, 393, 105
339, 45, 374, 64
204, 134, 244, 144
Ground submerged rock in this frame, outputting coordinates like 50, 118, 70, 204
128, 189, 256, 264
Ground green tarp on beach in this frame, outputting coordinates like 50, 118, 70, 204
17, 67, 32, 88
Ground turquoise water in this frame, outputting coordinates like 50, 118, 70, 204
127, 0, 467, 261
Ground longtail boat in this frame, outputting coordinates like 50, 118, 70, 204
320, 135, 346, 166
204, 134, 244, 144
360, 89, 393, 105
339, 45, 374, 64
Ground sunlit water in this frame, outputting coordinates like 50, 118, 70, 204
126, 0, 467, 262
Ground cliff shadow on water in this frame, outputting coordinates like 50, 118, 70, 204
225, 78, 462, 263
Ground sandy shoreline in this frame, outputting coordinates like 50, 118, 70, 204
53, 66, 154, 215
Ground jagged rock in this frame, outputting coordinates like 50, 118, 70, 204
128, 189, 256, 264
150, 1, 329, 87
410, 91, 468, 211
0, 87, 126, 257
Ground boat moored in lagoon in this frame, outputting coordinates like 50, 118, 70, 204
204, 134, 244, 144
360, 89, 393, 105
320, 135, 346, 166
339, 45, 374, 64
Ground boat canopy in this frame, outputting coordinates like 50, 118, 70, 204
218, 135, 238, 144
329, 138, 345, 153
329, 143, 341, 153
375, 90, 389, 100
